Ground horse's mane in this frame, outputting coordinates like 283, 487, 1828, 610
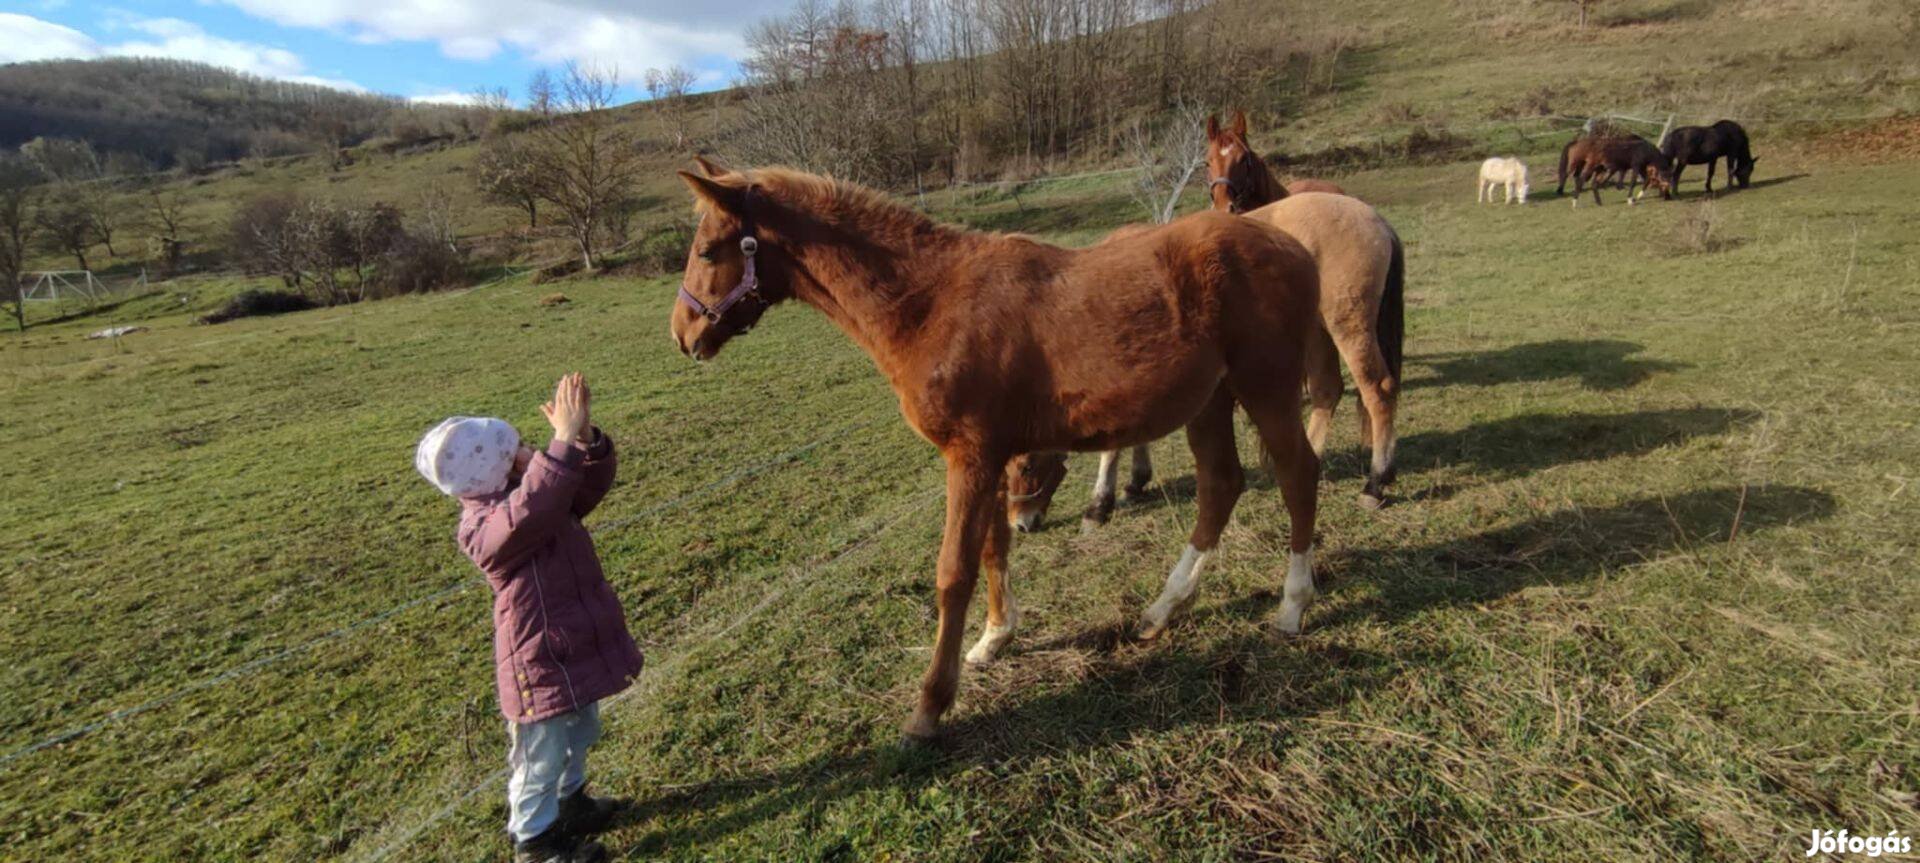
709, 167, 971, 248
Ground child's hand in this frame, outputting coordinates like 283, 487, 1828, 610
540, 373, 591, 444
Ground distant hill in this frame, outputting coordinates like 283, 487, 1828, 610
0, 57, 405, 170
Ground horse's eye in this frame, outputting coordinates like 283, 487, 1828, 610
698, 248, 716, 263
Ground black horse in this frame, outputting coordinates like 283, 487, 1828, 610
1661, 120, 1756, 194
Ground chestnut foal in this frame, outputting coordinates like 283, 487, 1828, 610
672, 160, 1323, 742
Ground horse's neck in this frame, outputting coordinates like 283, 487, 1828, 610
777, 217, 965, 380
1244, 158, 1287, 207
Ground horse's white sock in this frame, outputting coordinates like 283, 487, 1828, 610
966, 592, 1019, 664
1139, 544, 1209, 638
1275, 547, 1316, 635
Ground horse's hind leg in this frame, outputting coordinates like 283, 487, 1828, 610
1083, 449, 1121, 529
1138, 388, 1242, 640
1333, 334, 1399, 511
1124, 444, 1153, 500
1303, 327, 1342, 460
1227, 365, 1321, 635
966, 489, 1018, 664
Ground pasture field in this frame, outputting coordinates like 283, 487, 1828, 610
2, 143, 1918, 862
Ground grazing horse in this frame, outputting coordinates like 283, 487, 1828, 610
1662, 120, 1756, 194
1477, 157, 1530, 203
673, 159, 1326, 742
1558, 134, 1672, 206
1007, 110, 1404, 534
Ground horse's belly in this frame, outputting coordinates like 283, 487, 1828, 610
1049, 360, 1224, 452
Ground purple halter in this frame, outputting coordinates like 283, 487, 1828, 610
677, 187, 768, 330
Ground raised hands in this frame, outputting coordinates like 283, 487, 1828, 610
540, 372, 592, 444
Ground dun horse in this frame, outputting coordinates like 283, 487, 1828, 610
673, 159, 1326, 741
1008, 110, 1404, 535
1662, 120, 1756, 194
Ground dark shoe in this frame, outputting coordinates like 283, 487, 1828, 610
557, 786, 626, 835
514, 826, 606, 863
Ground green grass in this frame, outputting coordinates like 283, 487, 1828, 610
2, 137, 1917, 861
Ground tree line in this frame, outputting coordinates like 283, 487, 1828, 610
0, 58, 495, 173
719, 0, 1358, 188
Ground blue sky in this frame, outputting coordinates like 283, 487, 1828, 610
1, 0, 761, 103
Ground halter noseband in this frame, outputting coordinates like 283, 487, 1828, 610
677, 186, 770, 332
1208, 174, 1249, 214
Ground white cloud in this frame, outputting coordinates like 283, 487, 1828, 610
409, 91, 482, 106
0, 14, 369, 92
213, 0, 747, 72
0, 13, 100, 63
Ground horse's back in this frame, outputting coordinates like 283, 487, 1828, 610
1285, 178, 1348, 197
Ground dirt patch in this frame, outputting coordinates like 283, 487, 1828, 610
1809, 115, 1920, 163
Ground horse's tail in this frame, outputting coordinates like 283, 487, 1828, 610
1378, 226, 1406, 384
1556, 139, 1575, 192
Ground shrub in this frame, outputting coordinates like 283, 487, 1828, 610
373, 231, 465, 296
626, 222, 695, 277
198, 289, 318, 324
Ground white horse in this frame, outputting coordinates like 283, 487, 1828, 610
1477, 157, 1530, 204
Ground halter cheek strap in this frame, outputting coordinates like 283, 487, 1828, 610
677, 187, 769, 330
676, 251, 758, 324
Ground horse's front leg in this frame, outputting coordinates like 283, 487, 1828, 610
1083, 449, 1122, 530
966, 488, 1017, 665
904, 451, 1005, 743
1704, 159, 1716, 195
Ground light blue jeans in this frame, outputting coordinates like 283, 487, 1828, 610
506, 702, 601, 842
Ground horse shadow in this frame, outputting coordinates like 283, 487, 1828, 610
1395, 405, 1759, 480
1408, 339, 1685, 392
1047, 405, 1753, 522
1675, 172, 1808, 199
601, 483, 1835, 855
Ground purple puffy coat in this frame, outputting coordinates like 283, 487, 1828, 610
456, 428, 643, 723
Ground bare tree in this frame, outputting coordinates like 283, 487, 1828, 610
146, 183, 188, 275
1123, 100, 1210, 224
474, 137, 544, 228
525, 63, 646, 269
20, 137, 101, 183
0, 155, 39, 331
643, 65, 698, 149
35, 197, 97, 271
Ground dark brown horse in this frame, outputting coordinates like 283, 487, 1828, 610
1557, 134, 1673, 206
1661, 120, 1756, 194
674, 159, 1326, 741
1007, 111, 1402, 534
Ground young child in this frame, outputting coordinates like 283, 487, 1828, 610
414, 373, 642, 863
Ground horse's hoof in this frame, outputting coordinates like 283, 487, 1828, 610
1359, 491, 1387, 511
900, 714, 940, 745
1135, 617, 1169, 641
1121, 482, 1149, 501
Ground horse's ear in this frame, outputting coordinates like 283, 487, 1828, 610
677, 171, 745, 213
692, 155, 732, 178
1205, 114, 1221, 140
1231, 110, 1248, 139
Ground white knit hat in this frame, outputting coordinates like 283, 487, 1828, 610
415, 417, 521, 497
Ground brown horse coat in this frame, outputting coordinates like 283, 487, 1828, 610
674, 163, 1325, 740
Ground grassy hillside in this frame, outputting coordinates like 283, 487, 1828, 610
4, 131, 1918, 861
19, 0, 1916, 284
3, 1, 1918, 860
